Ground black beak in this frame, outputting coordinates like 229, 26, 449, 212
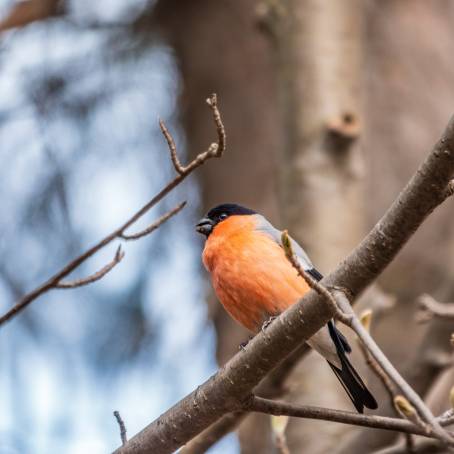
196, 217, 214, 236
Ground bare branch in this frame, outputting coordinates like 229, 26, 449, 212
0, 0, 60, 32
114, 411, 128, 446
160, 93, 226, 176
120, 202, 186, 241
357, 310, 398, 405
438, 408, 454, 426
55, 246, 124, 289
180, 343, 311, 453
393, 395, 430, 434
0, 94, 225, 328
243, 396, 454, 438
115, 116, 454, 454
333, 290, 453, 446
416, 294, 454, 323
180, 412, 246, 454
159, 119, 185, 174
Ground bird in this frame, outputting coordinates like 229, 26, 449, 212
196, 203, 378, 413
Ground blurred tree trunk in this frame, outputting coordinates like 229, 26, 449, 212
270, 1, 367, 452
154, 1, 282, 452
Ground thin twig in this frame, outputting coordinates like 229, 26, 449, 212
280, 230, 352, 325
404, 433, 415, 454
55, 246, 124, 289
159, 119, 185, 174
0, 94, 225, 327
393, 395, 430, 435
358, 310, 398, 406
438, 408, 454, 426
333, 289, 454, 446
243, 395, 454, 438
416, 294, 454, 323
120, 202, 186, 241
114, 411, 128, 446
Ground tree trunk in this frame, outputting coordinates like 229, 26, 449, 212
271, 1, 366, 452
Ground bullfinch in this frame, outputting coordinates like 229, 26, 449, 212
196, 203, 377, 413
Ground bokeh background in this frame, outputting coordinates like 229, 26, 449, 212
1, 1, 454, 453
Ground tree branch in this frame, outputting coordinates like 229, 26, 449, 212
114, 411, 128, 446
0, 94, 225, 328
180, 411, 246, 454
416, 294, 454, 323
55, 246, 125, 289
119, 202, 186, 241
333, 290, 452, 445
180, 343, 311, 454
243, 396, 453, 438
357, 310, 398, 406
115, 116, 454, 454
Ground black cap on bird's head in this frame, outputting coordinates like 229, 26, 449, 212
196, 203, 256, 237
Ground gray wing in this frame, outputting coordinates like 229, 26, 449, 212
254, 214, 344, 367
253, 215, 314, 271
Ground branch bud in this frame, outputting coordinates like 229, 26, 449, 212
394, 395, 416, 418
449, 386, 454, 409
359, 309, 373, 332
281, 230, 293, 259
271, 415, 289, 436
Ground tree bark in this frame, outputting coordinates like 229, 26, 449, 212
271, 1, 366, 451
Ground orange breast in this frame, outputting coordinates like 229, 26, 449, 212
202, 216, 310, 332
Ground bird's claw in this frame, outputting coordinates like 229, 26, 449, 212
239, 336, 253, 351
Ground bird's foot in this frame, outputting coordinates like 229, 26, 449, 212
239, 336, 253, 351
261, 315, 278, 332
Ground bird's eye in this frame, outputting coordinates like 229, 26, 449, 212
219, 213, 228, 221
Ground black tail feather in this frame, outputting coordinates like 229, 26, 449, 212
327, 321, 378, 413
328, 357, 378, 413
307, 269, 377, 413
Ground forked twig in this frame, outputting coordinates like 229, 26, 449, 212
56, 246, 124, 289
0, 94, 225, 327
120, 202, 186, 241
